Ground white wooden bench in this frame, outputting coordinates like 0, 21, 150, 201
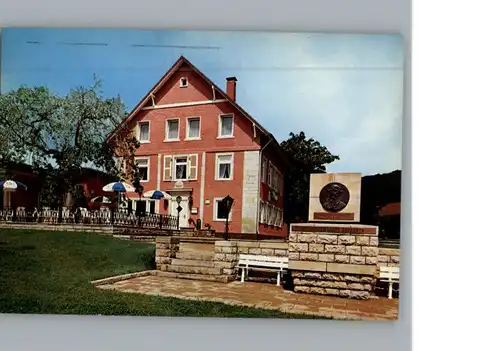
379, 266, 400, 299
237, 254, 288, 286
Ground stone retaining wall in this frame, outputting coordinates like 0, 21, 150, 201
155, 236, 180, 271
378, 248, 400, 268
211, 240, 289, 281
234, 240, 288, 257
0, 222, 114, 234
214, 241, 239, 280
0, 223, 202, 243
218, 240, 289, 283
289, 223, 379, 300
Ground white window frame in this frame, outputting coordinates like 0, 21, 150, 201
259, 200, 265, 223
213, 197, 232, 222
135, 156, 150, 183
215, 152, 234, 181
217, 113, 234, 139
165, 118, 180, 142
265, 203, 272, 225
186, 116, 201, 140
179, 77, 188, 88
137, 121, 151, 143
267, 205, 273, 226
173, 155, 189, 181
273, 169, 279, 191
274, 207, 280, 227
275, 209, 282, 228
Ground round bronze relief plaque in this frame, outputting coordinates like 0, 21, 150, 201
319, 182, 350, 212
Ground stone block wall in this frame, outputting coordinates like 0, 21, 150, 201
289, 223, 379, 300
235, 240, 288, 257
155, 236, 180, 271
212, 240, 288, 282
214, 241, 239, 280
378, 248, 400, 268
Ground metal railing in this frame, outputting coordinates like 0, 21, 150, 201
0, 206, 178, 230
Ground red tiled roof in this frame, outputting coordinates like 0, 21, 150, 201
379, 202, 401, 217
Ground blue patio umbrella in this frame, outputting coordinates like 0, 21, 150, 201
0, 180, 28, 192
143, 190, 170, 200
102, 181, 135, 193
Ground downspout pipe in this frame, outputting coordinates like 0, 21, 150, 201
256, 137, 273, 235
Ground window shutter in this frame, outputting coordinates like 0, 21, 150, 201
188, 154, 198, 180
164, 155, 172, 181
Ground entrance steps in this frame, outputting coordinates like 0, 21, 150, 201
170, 258, 215, 267
175, 252, 214, 261
165, 240, 229, 282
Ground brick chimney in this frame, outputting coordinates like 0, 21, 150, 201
226, 77, 237, 101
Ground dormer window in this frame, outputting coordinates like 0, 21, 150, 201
180, 77, 188, 88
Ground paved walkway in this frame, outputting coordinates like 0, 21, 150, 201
97, 275, 398, 320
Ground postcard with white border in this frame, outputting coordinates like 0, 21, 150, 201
0, 28, 403, 321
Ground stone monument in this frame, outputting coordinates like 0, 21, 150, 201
289, 173, 380, 300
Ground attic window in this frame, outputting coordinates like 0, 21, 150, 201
180, 77, 188, 88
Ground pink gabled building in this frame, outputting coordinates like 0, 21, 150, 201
108, 56, 289, 237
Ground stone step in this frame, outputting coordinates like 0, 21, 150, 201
156, 271, 232, 283
167, 265, 222, 275
170, 258, 215, 268
178, 242, 215, 253
175, 252, 214, 261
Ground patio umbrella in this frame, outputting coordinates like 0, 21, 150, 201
143, 190, 170, 200
102, 181, 135, 193
0, 180, 27, 192
90, 196, 112, 203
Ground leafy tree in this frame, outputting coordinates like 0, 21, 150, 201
280, 132, 340, 222
0, 79, 140, 208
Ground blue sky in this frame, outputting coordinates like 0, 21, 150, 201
1, 28, 404, 175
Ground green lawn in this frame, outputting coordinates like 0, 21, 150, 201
0, 228, 316, 318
